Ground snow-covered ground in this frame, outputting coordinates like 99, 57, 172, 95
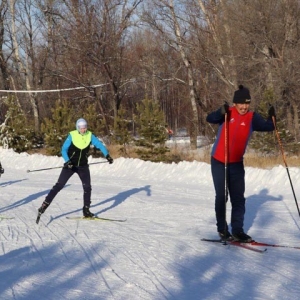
1, 147, 300, 300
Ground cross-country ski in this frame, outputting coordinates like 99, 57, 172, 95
201, 238, 267, 253
66, 216, 127, 222
202, 238, 300, 251
0, 216, 14, 220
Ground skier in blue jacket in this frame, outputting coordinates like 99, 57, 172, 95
38, 118, 113, 218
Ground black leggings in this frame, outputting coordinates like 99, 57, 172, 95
45, 165, 92, 207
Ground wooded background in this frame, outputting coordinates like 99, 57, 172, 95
0, 0, 299, 152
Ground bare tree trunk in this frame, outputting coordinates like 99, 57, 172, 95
282, 0, 300, 141
94, 87, 110, 134
9, 0, 40, 132
0, 0, 9, 90
9, 76, 22, 108
142, 0, 202, 149
197, 0, 237, 91
292, 102, 299, 142
167, 0, 198, 149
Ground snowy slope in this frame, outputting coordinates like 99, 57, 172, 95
0, 148, 300, 300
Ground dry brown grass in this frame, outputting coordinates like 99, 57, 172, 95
107, 144, 300, 169
243, 153, 300, 169
27, 148, 49, 155
28, 144, 300, 169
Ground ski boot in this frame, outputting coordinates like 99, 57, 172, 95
83, 206, 95, 218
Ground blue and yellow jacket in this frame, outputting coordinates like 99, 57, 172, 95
61, 130, 109, 166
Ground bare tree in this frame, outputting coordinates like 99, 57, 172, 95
195, 0, 237, 93
231, 0, 300, 142
0, 0, 10, 91
7, 0, 43, 132
42, 0, 143, 131
2, 0, 300, 153
142, 0, 202, 149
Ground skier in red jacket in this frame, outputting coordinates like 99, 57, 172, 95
206, 85, 275, 242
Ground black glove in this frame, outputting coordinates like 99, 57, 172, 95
106, 154, 113, 164
220, 102, 229, 115
268, 105, 276, 119
0, 163, 4, 175
64, 160, 74, 169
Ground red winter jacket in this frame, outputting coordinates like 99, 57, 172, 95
206, 106, 274, 163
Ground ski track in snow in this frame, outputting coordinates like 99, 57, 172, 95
0, 149, 300, 299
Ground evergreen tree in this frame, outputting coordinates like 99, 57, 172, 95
249, 89, 278, 155
79, 103, 104, 134
81, 103, 108, 158
41, 100, 75, 156
250, 88, 299, 155
113, 105, 133, 157
135, 98, 169, 162
0, 96, 35, 153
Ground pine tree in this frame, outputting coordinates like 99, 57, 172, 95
80, 103, 104, 134
81, 103, 108, 158
41, 100, 75, 156
134, 98, 169, 162
0, 95, 35, 153
249, 89, 278, 155
113, 105, 133, 157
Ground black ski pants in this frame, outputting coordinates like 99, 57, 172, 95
211, 157, 245, 235
45, 165, 92, 207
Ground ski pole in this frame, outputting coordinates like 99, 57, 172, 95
27, 166, 62, 172
27, 161, 108, 173
223, 111, 229, 244
272, 115, 300, 217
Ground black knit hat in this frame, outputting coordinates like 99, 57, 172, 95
233, 85, 251, 104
